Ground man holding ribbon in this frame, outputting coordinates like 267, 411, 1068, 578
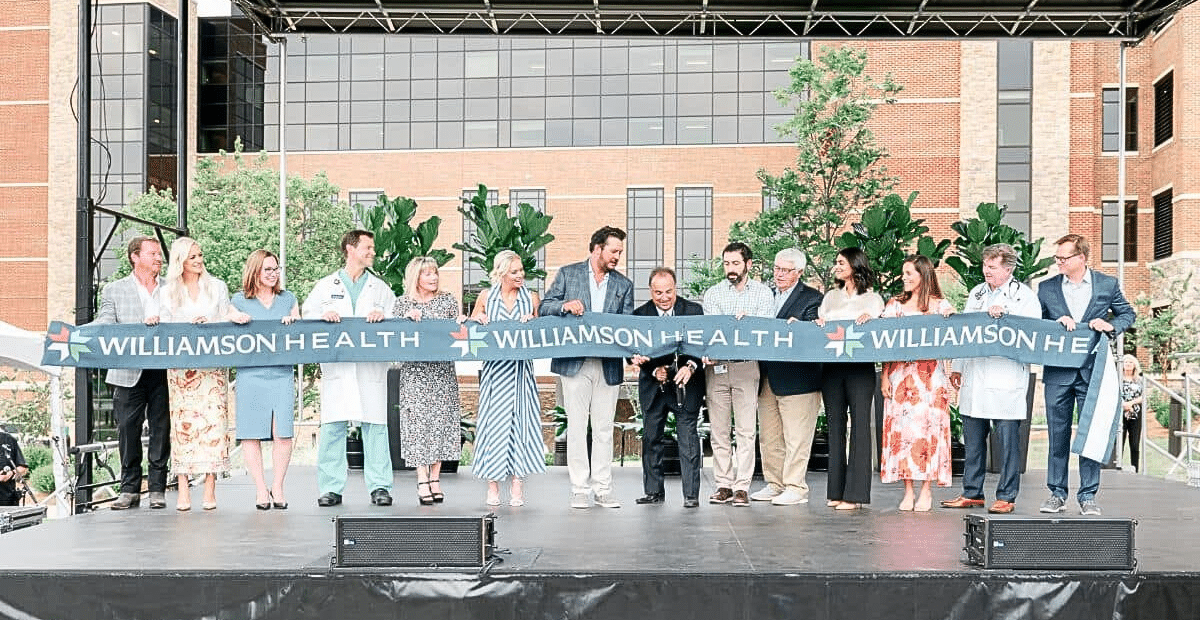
1037, 234, 1134, 516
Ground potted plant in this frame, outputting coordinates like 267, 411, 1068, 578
442, 413, 476, 474
809, 410, 830, 472
949, 404, 965, 477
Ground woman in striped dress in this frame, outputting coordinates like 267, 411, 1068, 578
469, 250, 546, 507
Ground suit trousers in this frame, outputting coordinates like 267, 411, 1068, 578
111, 369, 170, 494
758, 383, 822, 498
821, 363, 876, 504
561, 358, 620, 495
317, 421, 393, 495
641, 398, 701, 500
961, 416, 1021, 502
706, 361, 759, 492
1045, 376, 1101, 501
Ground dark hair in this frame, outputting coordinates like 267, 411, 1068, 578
126, 236, 159, 267
589, 226, 627, 252
721, 242, 752, 262
648, 266, 676, 286
895, 254, 943, 313
340, 230, 374, 260
836, 247, 877, 293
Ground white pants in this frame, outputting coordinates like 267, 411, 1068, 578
560, 358, 621, 495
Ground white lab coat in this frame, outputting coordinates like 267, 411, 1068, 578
956, 278, 1041, 420
301, 270, 397, 424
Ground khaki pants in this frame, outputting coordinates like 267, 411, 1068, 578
705, 361, 759, 491
758, 383, 822, 499
560, 359, 620, 496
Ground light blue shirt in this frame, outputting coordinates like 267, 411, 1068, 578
1061, 268, 1093, 322
587, 262, 609, 313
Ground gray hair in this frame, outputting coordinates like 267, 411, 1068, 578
981, 243, 1019, 271
489, 250, 523, 284
774, 248, 807, 272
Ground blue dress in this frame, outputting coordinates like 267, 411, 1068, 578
231, 290, 297, 440
472, 287, 546, 480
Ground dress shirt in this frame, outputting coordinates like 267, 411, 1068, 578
1061, 268, 1093, 322
774, 285, 794, 315
588, 266, 609, 313
702, 278, 775, 318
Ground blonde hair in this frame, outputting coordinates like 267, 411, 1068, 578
489, 250, 523, 285
1121, 354, 1142, 377
161, 237, 223, 312
241, 249, 282, 297
403, 256, 443, 297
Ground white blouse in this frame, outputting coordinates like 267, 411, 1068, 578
817, 287, 885, 321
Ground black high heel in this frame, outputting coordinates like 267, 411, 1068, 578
270, 492, 288, 510
429, 478, 444, 503
417, 481, 435, 506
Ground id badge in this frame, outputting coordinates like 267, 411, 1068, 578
713, 364, 728, 375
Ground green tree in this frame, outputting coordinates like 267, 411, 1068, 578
720, 45, 901, 291
454, 184, 555, 292
360, 194, 454, 295
1130, 266, 1197, 375
944, 202, 1055, 291
836, 191, 950, 300
125, 139, 351, 301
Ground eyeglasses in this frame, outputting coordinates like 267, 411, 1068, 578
263, 267, 281, 273
1053, 253, 1080, 263
773, 266, 797, 273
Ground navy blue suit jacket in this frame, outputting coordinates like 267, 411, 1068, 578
759, 284, 824, 395
538, 259, 634, 385
632, 297, 706, 413
1038, 270, 1135, 386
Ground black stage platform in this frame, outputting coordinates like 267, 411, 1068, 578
0, 466, 1197, 620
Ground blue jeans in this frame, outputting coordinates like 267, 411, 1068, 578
1045, 378, 1101, 501
961, 416, 1021, 502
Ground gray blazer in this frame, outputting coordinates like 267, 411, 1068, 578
91, 274, 163, 387
538, 259, 634, 385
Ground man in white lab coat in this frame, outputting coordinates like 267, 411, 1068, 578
302, 230, 397, 507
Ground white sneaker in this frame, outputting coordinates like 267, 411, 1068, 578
594, 494, 622, 508
771, 490, 809, 506
570, 493, 590, 509
750, 485, 783, 501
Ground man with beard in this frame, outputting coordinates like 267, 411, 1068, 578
90, 236, 170, 510
540, 226, 634, 509
702, 242, 775, 507
629, 267, 705, 508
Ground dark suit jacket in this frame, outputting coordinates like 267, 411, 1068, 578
759, 284, 823, 395
538, 259, 635, 385
1038, 270, 1136, 385
632, 298, 706, 413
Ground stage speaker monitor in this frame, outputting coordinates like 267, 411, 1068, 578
964, 514, 1136, 570
334, 514, 495, 568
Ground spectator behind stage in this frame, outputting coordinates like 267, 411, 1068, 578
1119, 354, 1145, 472
90, 235, 169, 510
148, 237, 232, 511
471, 250, 546, 507
701, 242, 775, 508
228, 249, 300, 511
0, 429, 29, 506
815, 247, 885, 511
629, 267, 705, 508
302, 230, 397, 508
944, 243, 1041, 515
539, 227, 633, 510
393, 257, 466, 506
876, 255, 956, 512
1037, 233, 1135, 517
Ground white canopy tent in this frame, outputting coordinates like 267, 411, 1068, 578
0, 320, 70, 518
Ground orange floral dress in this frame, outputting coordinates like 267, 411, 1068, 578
879, 298, 954, 486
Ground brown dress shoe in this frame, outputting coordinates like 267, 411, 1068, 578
940, 495, 985, 509
731, 490, 750, 507
709, 487, 734, 504
988, 500, 1016, 514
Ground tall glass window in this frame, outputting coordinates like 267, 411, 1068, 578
996, 40, 1032, 235
626, 188, 664, 304
675, 187, 712, 291
1101, 200, 1137, 263
1101, 88, 1138, 153
509, 188, 547, 292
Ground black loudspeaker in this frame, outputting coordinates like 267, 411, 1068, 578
964, 514, 1136, 570
0, 506, 46, 534
334, 514, 496, 568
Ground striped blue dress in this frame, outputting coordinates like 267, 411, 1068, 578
471, 286, 546, 480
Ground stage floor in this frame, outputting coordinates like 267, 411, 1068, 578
2, 465, 1198, 575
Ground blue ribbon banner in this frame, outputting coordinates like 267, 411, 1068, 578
44, 314, 1102, 370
